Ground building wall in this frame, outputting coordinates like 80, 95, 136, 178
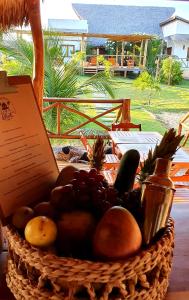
48, 19, 88, 33
47, 19, 88, 57
162, 19, 189, 68
177, 20, 189, 35
167, 40, 189, 58
59, 37, 83, 56
162, 21, 177, 37
162, 19, 189, 37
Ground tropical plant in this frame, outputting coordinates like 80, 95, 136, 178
146, 39, 163, 75
160, 57, 183, 85
133, 70, 160, 105
105, 41, 134, 56
0, 34, 115, 131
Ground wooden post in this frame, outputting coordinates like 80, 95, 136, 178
96, 47, 99, 72
121, 99, 131, 123
168, 57, 173, 85
28, 0, 44, 112
116, 44, 118, 65
139, 40, 144, 66
155, 57, 160, 80
143, 39, 149, 68
133, 42, 135, 63
80, 36, 85, 75
121, 41, 124, 67
80, 35, 84, 52
57, 103, 61, 135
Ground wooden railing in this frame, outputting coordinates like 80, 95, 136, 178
43, 98, 130, 139
178, 112, 189, 146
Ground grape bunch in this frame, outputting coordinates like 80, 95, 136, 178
121, 188, 143, 226
50, 168, 123, 219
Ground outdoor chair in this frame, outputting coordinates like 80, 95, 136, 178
89, 56, 97, 66
108, 57, 119, 67
80, 132, 120, 170
111, 122, 142, 155
127, 58, 135, 68
111, 122, 142, 131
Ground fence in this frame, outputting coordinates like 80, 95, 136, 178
43, 98, 130, 139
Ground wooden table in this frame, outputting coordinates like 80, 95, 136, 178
117, 143, 189, 163
108, 131, 189, 182
108, 131, 162, 144
0, 202, 189, 300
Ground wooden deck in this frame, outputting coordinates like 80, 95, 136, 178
83, 65, 141, 77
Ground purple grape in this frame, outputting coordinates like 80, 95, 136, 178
88, 168, 98, 178
79, 170, 89, 181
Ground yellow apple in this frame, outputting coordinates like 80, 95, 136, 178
25, 216, 57, 247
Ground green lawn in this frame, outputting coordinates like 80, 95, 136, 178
51, 76, 189, 146
106, 76, 189, 133
112, 77, 189, 112
77, 75, 189, 134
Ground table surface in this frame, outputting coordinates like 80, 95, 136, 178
117, 143, 189, 163
1, 202, 189, 300
108, 131, 162, 144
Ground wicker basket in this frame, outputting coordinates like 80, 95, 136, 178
5, 218, 174, 300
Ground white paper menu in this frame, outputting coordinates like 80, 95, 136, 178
0, 73, 59, 222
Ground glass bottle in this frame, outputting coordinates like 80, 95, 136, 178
141, 158, 175, 245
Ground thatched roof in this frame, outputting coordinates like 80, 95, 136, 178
73, 4, 175, 45
0, 0, 29, 31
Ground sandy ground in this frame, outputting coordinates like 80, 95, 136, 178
155, 112, 186, 130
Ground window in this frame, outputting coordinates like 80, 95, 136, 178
167, 47, 172, 56
61, 45, 75, 57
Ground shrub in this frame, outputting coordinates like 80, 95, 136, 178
133, 71, 160, 105
160, 57, 183, 85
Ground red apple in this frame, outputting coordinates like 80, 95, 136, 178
57, 210, 96, 256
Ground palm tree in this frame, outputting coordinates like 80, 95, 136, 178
0, 34, 115, 130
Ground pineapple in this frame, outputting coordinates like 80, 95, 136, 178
88, 136, 106, 171
138, 128, 184, 183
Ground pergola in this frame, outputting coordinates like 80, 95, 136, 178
15, 29, 153, 75
44, 31, 153, 68
0, 0, 44, 111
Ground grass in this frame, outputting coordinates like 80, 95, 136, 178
109, 76, 189, 132
50, 75, 189, 146
112, 77, 189, 112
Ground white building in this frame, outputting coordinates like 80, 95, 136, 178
42, 0, 88, 57
160, 16, 189, 78
48, 19, 88, 56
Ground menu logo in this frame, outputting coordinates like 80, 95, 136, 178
0, 98, 16, 120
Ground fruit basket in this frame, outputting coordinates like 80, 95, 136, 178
4, 129, 182, 300
5, 218, 174, 300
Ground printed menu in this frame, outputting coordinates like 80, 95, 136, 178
0, 73, 59, 222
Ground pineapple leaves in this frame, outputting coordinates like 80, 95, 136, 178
89, 136, 106, 171
139, 128, 184, 183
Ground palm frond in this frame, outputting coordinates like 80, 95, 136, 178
0, 35, 33, 75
